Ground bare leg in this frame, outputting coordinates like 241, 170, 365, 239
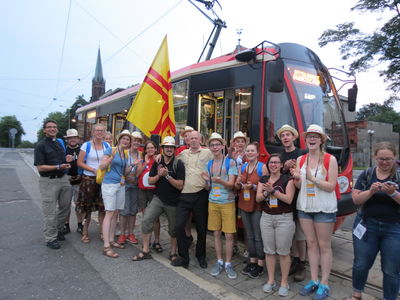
300, 218, 320, 282
119, 215, 127, 236
83, 212, 91, 235
102, 211, 114, 248
279, 254, 291, 286
170, 237, 177, 254
109, 211, 119, 243
142, 233, 151, 253
225, 233, 234, 263
266, 254, 277, 284
214, 230, 223, 260
154, 217, 161, 243
127, 215, 136, 235
315, 222, 334, 285
98, 211, 105, 236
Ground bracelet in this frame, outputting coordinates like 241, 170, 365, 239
252, 184, 257, 191
165, 175, 171, 180
56, 164, 60, 170
389, 191, 398, 198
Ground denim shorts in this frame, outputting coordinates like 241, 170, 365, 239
297, 210, 336, 223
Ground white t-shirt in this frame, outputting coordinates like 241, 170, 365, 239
80, 141, 108, 176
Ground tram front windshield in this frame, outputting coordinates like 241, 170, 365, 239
287, 62, 347, 148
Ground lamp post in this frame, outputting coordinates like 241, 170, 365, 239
367, 129, 375, 167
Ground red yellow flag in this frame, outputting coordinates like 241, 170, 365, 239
126, 35, 176, 139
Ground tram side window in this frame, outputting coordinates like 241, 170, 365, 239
234, 88, 252, 139
173, 80, 189, 134
265, 90, 295, 145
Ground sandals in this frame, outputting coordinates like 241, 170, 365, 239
132, 251, 152, 261
169, 253, 178, 262
110, 241, 125, 249
103, 247, 119, 258
151, 241, 163, 253
81, 234, 90, 244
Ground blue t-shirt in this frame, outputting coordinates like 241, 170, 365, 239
208, 158, 238, 204
103, 148, 128, 184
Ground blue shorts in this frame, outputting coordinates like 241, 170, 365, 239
297, 210, 336, 223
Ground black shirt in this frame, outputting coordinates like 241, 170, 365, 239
66, 145, 80, 176
260, 174, 293, 214
280, 148, 307, 172
354, 169, 400, 223
149, 156, 185, 206
34, 137, 67, 177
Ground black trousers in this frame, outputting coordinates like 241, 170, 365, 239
175, 189, 209, 263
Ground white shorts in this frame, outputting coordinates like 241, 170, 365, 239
101, 183, 125, 211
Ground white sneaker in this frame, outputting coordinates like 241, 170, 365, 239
225, 264, 237, 280
210, 262, 224, 277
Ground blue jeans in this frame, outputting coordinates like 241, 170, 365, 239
352, 214, 400, 300
240, 210, 264, 260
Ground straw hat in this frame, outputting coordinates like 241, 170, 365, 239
208, 132, 226, 146
232, 131, 247, 143
161, 136, 177, 147
117, 129, 132, 142
302, 124, 329, 142
276, 124, 299, 139
131, 131, 143, 142
180, 125, 194, 137
64, 129, 79, 138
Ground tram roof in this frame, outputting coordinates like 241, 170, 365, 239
76, 47, 276, 114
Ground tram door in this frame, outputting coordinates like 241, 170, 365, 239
197, 88, 252, 145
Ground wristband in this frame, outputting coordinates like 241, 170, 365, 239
252, 184, 257, 190
389, 191, 398, 198
165, 175, 171, 180
56, 164, 60, 170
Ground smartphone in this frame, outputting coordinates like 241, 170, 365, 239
385, 181, 399, 189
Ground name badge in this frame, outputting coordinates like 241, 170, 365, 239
243, 189, 250, 201
306, 183, 315, 197
269, 196, 278, 208
213, 186, 221, 197
120, 176, 126, 186
353, 222, 367, 240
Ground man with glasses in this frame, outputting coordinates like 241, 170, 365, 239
34, 120, 71, 249
172, 131, 212, 269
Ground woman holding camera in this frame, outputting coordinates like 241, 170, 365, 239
348, 142, 400, 300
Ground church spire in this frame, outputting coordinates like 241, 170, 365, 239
91, 47, 105, 102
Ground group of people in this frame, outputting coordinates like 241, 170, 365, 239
34, 119, 400, 300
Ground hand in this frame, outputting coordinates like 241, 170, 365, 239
157, 165, 168, 177
145, 154, 151, 165
243, 182, 253, 190
211, 176, 221, 184
305, 166, 315, 182
201, 172, 210, 183
290, 168, 300, 180
65, 155, 74, 163
381, 182, 397, 194
60, 163, 71, 170
284, 159, 296, 171
263, 182, 274, 193
370, 182, 381, 194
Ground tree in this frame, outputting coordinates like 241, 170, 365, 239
319, 1, 400, 94
37, 95, 89, 141
0, 115, 25, 147
18, 140, 35, 148
356, 101, 400, 132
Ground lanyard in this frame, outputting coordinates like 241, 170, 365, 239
210, 158, 225, 177
245, 161, 258, 182
93, 141, 104, 163
306, 155, 320, 178
117, 148, 126, 175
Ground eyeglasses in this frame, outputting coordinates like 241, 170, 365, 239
268, 161, 281, 165
94, 129, 105, 132
306, 134, 321, 139
209, 143, 222, 147
377, 157, 394, 162
45, 126, 57, 129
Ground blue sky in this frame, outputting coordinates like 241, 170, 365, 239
0, 0, 394, 142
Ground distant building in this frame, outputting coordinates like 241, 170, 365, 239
90, 48, 105, 103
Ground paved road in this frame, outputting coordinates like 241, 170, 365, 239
0, 148, 217, 300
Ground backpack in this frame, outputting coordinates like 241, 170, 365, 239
359, 167, 400, 191
299, 153, 341, 200
241, 162, 264, 177
172, 158, 182, 174
207, 157, 234, 176
57, 138, 66, 153
84, 141, 110, 162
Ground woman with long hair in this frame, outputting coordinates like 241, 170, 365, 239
291, 124, 338, 300
137, 140, 162, 252
235, 142, 268, 279
256, 154, 295, 296
347, 142, 400, 300
76, 124, 109, 243
99, 130, 132, 258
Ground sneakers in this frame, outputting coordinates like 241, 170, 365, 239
126, 234, 138, 244
241, 263, 256, 275
57, 231, 65, 241
300, 280, 320, 296
294, 261, 306, 282
62, 223, 70, 234
313, 284, 330, 300
76, 223, 83, 234
263, 282, 277, 293
210, 262, 224, 277
46, 240, 61, 249
248, 265, 264, 279
117, 234, 127, 245
225, 264, 237, 279
278, 285, 290, 297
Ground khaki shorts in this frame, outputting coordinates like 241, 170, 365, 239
260, 211, 295, 255
208, 202, 236, 234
